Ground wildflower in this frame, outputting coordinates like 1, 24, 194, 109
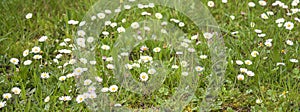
77, 30, 86, 37
236, 60, 244, 65
23, 49, 29, 57
290, 59, 298, 63
207, 1, 215, 7
264, 41, 272, 47
97, 13, 105, 19
240, 68, 248, 73
0, 101, 6, 108
276, 62, 285, 66
181, 61, 189, 67
286, 40, 293, 46
3, 93, 12, 100
140, 56, 153, 63
248, 2, 256, 7
153, 47, 161, 52
284, 22, 294, 30
222, 0, 228, 3
237, 74, 244, 81
101, 87, 109, 92
76, 95, 85, 103
68, 20, 79, 25
256, 99, 263, 104
110, 22, 117, 28
101, 45, 110, 50
38, 36, 48, 42
181, 72, 188, 76
102, 31, 109, 36
59, 96, 72, 101
10, 58, 19, 65
106, 57, 113, 62
259, 1, 267, 6
106, 64, 115, 69
155, 13, 163, 19
203, 32, 213, 39
200, 55, 208, 59
178, 22, 185, 27
73, 67, 84, 75
148, 68, 156, 75
117, 27, 126, 33
11, 87, 21, 94
246, 70, 255, 76
245, 60, 253, 65
109, 85, 118, 92
31, 46, 41, 54
261, 13, 269, 19
95, 76, 103, 83
140, 46, 149, 51
25, 13, 33, 19
140, 72, 149, 81
84, 79, 92, 85
23, 60, 32, 65
195, 66, 204, 72
251, 51, 259, 57
172, 65, 179, 69
131, 22, 140, 29
41, 72, 50, 79
59, 76, 67, 81
44, 96, 50, 102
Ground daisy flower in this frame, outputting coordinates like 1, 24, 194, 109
289, 59, 298, 63
148, 68, 156, 75
284, 22, 294, 30
245, 60, 253, 65
251, 51, 259, 57
140, 72, 149, 81
11, 87, 21, 94
153, 47, 161, 52
41, 72, 50, 79
23, 49, 29, 57
286, 40, 294, 46
3, 93, 12, 100
246, 70, 255, 76
207, 1, 215, 7
44, 96, 50, 102
109, 85, 118, 92
101, 87, 109, 92
248, 2, 256, 7
59, 76, 67, 81
31, 46, 41, 54
236, 60, 244, 65
195, 66, 204, 72
155, 13, 163, 19
59, 96, 72, 101
76, 95, 85, 103
0, 101, 6, 108
106, 64, 115, 69
131, 22, 140, 29
25, 13, 33, 19
101, 45, 110, 50
237, 74, 244, 81
10, 58, 19, 65
38, 36, 48, 42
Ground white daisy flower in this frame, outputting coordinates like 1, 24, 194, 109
117, 26, 126, 33
195, 66, 204, 72
77, 30, 86, 37
84, 79, 92, 85
200, 55, 208, 59
172, 65, 179, 69
259, 1, 267, 6
289, 59, 298, 63
109, 85, 118, 92
240, 68, 248, 73
153, 47, 161, 52
256, 99, 263, 104
11, 87, 21, 94
148, 68, 156, 75
251, 51, 259, 57
59, 76, 67, 81
181, 72, 189, 76
236, 60, 244, 65
245, 60, 253, 65
179, 22, 185, 27
155, 13, 163, 19
38, 36, 48, 42
237, 74, 244, 81
106, 64, 115, 69
59, 96, 72, 101
248, 2, 256, 7
41, 72, 50, 79
76, 95, 85, 103
284, 22, 294, 30
246, 70, 255, 76
203, 32, 214, 39
10, 58, 19, 65
261, 13, 269, 19
0, 101, 6, 108
44, 96, 50, 102
31, 46, 41, 54
286, 40, 294, 46
140, 72, 149, 81
207, 1, 215, 7
23, 60, 32, 65
25, 13, 33, 19
101, 87, 109, 92
33, 55, 42, 60
2, 93, 12, 100
101, 45, 110, 50
68, 20, 79, 25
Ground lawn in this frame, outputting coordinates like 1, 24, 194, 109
0, 0, 299, 112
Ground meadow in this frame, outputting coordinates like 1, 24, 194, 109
0, 0, 299, 112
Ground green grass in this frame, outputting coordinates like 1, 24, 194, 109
0, 0, 299, 111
